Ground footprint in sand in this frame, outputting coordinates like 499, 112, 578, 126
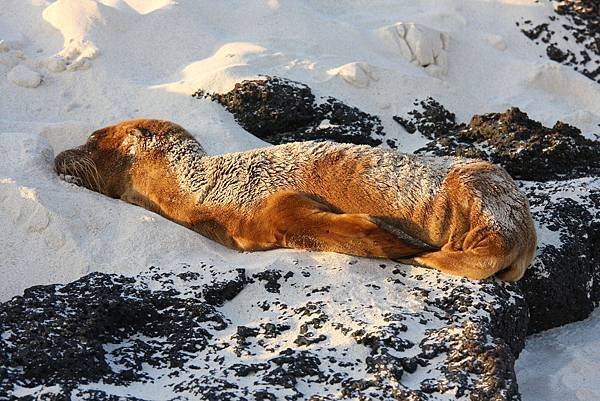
1, 27, 44, 88
42, 0, 101, 71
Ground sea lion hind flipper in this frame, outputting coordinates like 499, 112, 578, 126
408, 233, 516, 281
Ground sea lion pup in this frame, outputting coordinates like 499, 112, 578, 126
54, 119, 537, 281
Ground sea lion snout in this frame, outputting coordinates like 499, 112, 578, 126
54, 147, 84, 177
55, 147, 105, 193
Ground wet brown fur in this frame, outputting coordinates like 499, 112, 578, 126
54, 119, 537, 281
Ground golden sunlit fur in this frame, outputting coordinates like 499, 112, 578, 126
54, 119, 537, 281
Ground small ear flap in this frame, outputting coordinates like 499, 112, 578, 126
87, 128, 105, 142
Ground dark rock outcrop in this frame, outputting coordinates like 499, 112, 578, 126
194, 76, 386, 146
518, 0, 600, 83
395, 99, 600, 181
519, 178, 600, 333
0, 266, 241, 399
395, 98, 600, 333
0, 262, 527, 400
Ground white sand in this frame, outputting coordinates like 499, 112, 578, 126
516, 308, 600, 401
1, 0, 599, 398
7, 64, 42, 87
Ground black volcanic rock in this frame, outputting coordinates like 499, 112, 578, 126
518, 178, 600, 333
395, 99, 600, 181
393, 98, 459, 142
459, 109, 600, 181
518, 0, 600, 83
0, 266, 237, 399
194, 76, 386, 146
0, 262, 527, 400
202, 268, 247, 305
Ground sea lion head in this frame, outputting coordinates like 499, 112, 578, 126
54, 119, 200, 198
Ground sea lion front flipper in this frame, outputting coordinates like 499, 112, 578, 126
368, 217, 437, 252
251, 191, 431, 259
314, 213, 431, 259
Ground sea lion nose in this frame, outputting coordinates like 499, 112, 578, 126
54, 148, 85, 174
54, 150, 67, 173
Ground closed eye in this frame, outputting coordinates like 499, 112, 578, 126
87, 130, 106, 144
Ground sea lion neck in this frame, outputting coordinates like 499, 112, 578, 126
121, 135, 211, 225
157, 135, 212, 198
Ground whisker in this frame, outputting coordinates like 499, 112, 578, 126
80, 161, 93, 189
77, 158, 92, 187
81, 156, 104, 192
56, 153, 105, 192
85, 161, 101, 192
72, 161, 86, 186
91, 164, 104, 192
81, 162, 96, 191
